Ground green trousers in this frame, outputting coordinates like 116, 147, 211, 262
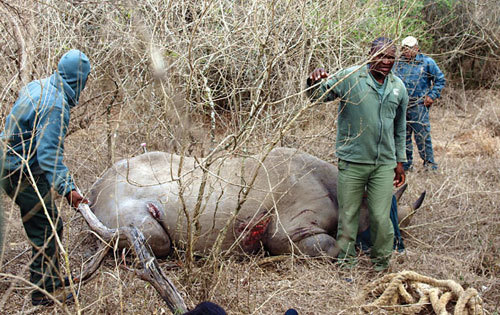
2, 171, 63, 298
336, 160, 395, 268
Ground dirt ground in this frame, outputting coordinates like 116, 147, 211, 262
0, 89, 499, 314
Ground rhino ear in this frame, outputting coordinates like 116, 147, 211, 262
411, 190, 426, 211
394, 183, 408, 203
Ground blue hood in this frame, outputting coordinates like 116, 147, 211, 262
57, 49, 91, 107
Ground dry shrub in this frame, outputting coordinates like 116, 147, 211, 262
422, 0, 500, 89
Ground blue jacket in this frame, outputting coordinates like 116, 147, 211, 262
393, 53, 445, 104
1, 50, 91, 196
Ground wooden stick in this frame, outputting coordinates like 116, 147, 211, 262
77, 203, 187, 313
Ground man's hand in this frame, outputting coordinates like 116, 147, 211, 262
309, 68, 329, 84
393, 162, 406, 187
424, 95, 434, 107
65, 190, 89, 209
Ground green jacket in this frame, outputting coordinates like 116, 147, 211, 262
309, 65, 408, 165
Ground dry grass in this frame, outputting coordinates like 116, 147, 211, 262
0, 0, 499, 314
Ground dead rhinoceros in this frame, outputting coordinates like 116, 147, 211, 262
88, 147, 424, 258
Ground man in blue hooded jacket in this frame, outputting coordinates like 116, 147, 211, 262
0, 49, 91, 305
393, 36, 445, 171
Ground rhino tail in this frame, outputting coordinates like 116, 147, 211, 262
146, 202, 173, 240
146, 202, 170, 232
147, 202, 164, 220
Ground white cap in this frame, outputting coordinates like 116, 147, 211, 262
402, 36, 418, 47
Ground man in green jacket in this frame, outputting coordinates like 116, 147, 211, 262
307, 37, 407, 271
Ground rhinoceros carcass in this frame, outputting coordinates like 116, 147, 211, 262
88, 147, 420, 258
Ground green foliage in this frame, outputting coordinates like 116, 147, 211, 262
306, 0, 435, 65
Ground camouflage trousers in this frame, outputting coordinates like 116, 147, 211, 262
2, 170, 63, 299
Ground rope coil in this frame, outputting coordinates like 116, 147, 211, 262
361, 270, 484, 315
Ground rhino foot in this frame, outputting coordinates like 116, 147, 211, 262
295, 233, 340, 258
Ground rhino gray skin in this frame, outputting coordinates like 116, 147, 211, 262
89, 147, 422, 258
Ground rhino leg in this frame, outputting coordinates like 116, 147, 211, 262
265, 227, 340, 258
118, 216, 172, 258
102, 200, 173, 258
295, 233, 340, 258
264, 196, 339, 258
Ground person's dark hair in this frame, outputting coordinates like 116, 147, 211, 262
370, 37, 394, 54
183, 301, 227, 315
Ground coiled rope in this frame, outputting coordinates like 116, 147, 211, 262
361, 270, 484, 314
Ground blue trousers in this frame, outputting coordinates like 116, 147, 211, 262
404, 105, 437, 170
